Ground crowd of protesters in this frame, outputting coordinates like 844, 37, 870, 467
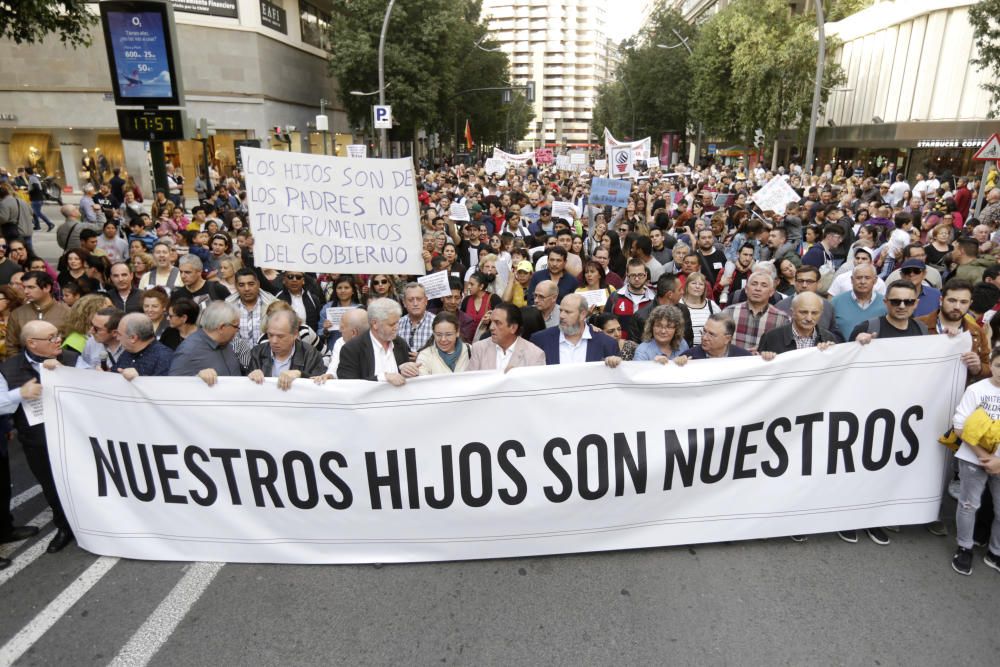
0, 155, 998, 575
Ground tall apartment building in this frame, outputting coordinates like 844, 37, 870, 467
482, 0, 620, 149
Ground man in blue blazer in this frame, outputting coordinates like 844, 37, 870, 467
531, 294, 622, 367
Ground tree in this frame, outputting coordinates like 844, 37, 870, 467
590, 6, 695, 142
0, 0, 98, 48
325, 0, 530, 150
970, 0, 1000, 118
689, 0, 845, 150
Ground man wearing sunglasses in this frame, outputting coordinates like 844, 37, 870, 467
851, 280, 928, 343
276, 271, 323, 332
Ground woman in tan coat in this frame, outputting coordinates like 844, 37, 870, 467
417, 311, 470, 375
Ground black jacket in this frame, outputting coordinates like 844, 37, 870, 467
109, 288, 144, 314
247, 339, 326, 378
275, 288, 324, 332
337, 333, 410, 381
1, 350, 79, 447
757, 324, 838, 355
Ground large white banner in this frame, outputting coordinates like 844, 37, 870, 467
604, 128, 651, 162
42, 336, 965, 564
492, 148, 534, 165
241, 147, 424, 274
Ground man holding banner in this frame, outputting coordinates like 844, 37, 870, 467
337, 298, 418, 385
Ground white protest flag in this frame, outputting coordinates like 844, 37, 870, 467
555, 155, 572, 171
241, 147, 423, 274
417, 270, 452, 299
44, 336, 962, 565
346, 144, 367, 159
751, 175, 802, 214
603, 128, 651, 167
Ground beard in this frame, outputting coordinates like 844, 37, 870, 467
560, 320, 583, 337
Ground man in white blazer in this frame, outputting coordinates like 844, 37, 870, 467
468, 302, 545, 371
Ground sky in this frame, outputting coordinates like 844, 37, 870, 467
604, 0, 648, 42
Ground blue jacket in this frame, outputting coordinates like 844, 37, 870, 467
531, 326, 620, 365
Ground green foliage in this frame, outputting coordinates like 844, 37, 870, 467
689, 0, 845, 146
326, 0, 531, 145
969, 0, 1000, 118
590, 5, 694, 141
0, 0, 98, 48
824, 0, 874, 23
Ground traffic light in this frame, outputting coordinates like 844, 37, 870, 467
753, 128, 765, 149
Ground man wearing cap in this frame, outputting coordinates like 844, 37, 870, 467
898, 259, 941, 318
504, 260, 535, 308
529, 206, 555, 236
886, 244, 943, 288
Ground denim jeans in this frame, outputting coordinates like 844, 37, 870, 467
30, 200, 52, 228
956, 459, 1000, 553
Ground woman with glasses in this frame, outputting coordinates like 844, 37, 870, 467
365, 274, 398, 305
416, 312, 469, 375
633, 305, 690, 363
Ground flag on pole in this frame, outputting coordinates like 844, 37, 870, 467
464, 119, 473, 151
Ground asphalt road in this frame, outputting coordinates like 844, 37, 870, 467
2, 436, 998, 667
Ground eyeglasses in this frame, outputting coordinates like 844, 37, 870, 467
795, 278, 818, 285
373, 279, 389, 285
886, 298, 917, 307
433, 331, 457, 339
627, 273, 647, 279
29, 334, 62, 343
284, 274, 304, 280
223, 322, 240, 329
901, 268, 923, 275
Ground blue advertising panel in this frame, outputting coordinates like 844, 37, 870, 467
589, 177, 633, 208
101, 1, 184, 107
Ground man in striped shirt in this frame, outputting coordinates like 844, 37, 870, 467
724, 270, 789, 352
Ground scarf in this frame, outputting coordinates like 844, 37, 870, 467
437, 340, 463, 372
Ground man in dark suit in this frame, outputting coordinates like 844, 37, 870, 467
337, 298, 420, 385
0, 320, 88, 559
758, 292, 838, 357
275, 270, 324, 332
680, 312, 752, 360
531, 294, 622, 367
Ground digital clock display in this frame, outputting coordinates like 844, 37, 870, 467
116, 109, 187, 141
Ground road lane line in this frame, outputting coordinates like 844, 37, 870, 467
10, 484, 41, 510
0, 556, 119, 665
109, 562, 225, 667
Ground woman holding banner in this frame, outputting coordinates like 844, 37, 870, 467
416, 312, 469, 376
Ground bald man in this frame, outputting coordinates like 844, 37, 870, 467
0, 320, 88, 558
758, 291, 839, 358
316, 308, 370, 381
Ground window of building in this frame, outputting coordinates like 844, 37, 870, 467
300, 1, 331, 49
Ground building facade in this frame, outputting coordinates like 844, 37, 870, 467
481, 0, 620, 149
814, 0, 995, 181
0, 0, 349, 195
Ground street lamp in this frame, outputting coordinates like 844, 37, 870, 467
657, 29, 702, 163
619, 78, 635, 140
349, 82, 392, 97
377, 0, 397, 158
474, 36, 502, 53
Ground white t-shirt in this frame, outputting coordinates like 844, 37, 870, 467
952, 377, 1000, 465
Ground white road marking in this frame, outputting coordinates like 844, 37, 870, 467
10, 484, 41, 510
0, 556, 119, 665
109, 562, 225, 667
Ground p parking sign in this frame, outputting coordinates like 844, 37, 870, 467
373, 105, 392, 129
